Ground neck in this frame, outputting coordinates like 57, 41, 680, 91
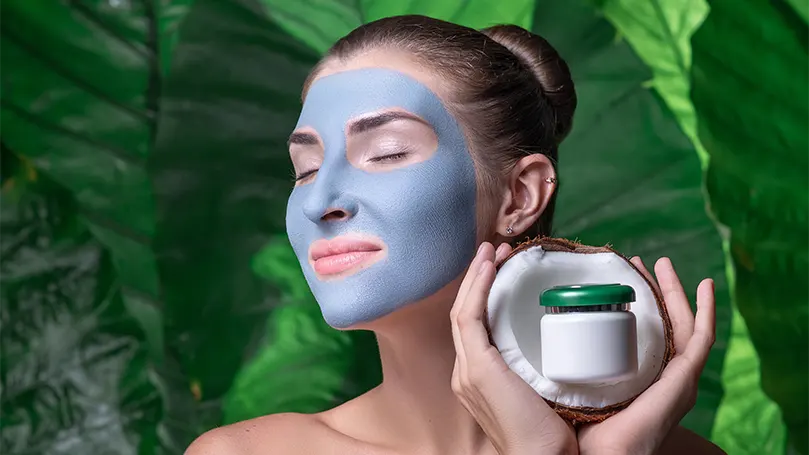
364, 284, 489, 454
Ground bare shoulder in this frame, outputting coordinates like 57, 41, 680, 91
659, 426, 727, 455
184, 413, 333, 455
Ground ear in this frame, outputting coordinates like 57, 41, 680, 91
495, 154, 557, 238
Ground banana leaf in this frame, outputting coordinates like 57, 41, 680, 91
0, 150, 161, 455
691, 1, 809, 452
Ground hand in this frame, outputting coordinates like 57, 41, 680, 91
450, 242, 578, 455
577, 257, 716, 455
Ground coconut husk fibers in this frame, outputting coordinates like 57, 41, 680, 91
486, 236, 675, 426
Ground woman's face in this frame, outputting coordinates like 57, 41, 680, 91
285, 54, 480, 329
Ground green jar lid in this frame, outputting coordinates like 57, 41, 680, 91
540, 283, 636, 307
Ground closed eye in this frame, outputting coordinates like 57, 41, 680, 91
294, 169, 318, 181
367, 151, 410, 163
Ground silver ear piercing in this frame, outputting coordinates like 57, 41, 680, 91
545, 176, 558, 184
506, 226, 514, 235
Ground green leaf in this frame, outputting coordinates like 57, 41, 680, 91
597, 0, 708, 155
531, 0, 729, 438
0, 0, 193, 451
1, 0, 193, 316
160, 0, 197, 73
1, 0, 159, 353
0, 151, 161, 455
223, 303, 376, 422
691, 0, 809, 452
711, 306, 788, 454
594, 0, 788, 450
150, 0, 326, 445
256, 0, 535, 54
785, 0, 809, 24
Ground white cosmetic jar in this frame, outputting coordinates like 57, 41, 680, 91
540, 284, 638, 384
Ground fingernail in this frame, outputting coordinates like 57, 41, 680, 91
477, 243, 486, 254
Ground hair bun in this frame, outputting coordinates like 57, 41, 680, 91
481, 25, 577, 145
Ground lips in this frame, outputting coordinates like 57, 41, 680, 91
308, 235, 386, 278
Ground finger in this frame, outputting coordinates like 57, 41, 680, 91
594, 279, 715, 438
494, 242, 512, 266
451, 244, 484, 367
450, 304, 469, 378
452, 243, 488, 319
681, 278, 716, 370
630, 256, 661, 295
456, 259, 498, 354
451, 356, 462, 394
655, 257, 695, 352
451, 243, 494, 374
609, 365, 692, 436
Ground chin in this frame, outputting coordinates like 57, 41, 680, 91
320, 306, 399, 331
320, 275, 465, 332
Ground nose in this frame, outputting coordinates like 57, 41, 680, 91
303, 195, 358, 224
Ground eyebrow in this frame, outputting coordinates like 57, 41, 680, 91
348, 111, 430, 135
288, 131, 320, 146
287, 111, 429, 146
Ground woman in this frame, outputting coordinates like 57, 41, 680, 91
188, 15, 724, 455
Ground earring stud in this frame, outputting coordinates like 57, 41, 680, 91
506, 226, 514, 235
545, 176, 557, 184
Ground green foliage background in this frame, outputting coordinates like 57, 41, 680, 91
1, 0, 805, 454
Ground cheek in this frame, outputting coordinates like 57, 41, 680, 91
284, 189, 309, 256
364, 173, 441, 224
356, 165, 466, 243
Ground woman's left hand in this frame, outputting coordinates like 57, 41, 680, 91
450, 242, 577, 455
577, 257, 719, 455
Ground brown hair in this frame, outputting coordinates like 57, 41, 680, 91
303, 15, 577, 239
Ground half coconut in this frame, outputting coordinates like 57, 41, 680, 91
486, 237, 674, 424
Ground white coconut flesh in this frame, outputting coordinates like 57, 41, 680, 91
487, 245, 667, 409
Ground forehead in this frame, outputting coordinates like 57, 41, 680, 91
296, 68, 456, 134
310, 50, 447, 96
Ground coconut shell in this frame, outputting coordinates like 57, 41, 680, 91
487, 236, 675, 425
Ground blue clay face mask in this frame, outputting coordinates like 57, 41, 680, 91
285, 68, 477, 329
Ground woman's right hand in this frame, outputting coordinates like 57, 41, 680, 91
450, 242, 578, 455
577, 257, 719, 455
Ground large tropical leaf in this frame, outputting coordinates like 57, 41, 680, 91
0, 151, 161, 455
149, 0, 324, 446
691, 1, 809, 452
0, 1, 196, 452
257, 0, 535, 53
1, 0, 160, 303
596, 0, 708, 150
785, 0, 809, 24
594, 1, 789, 452
710, 309, 788, 454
